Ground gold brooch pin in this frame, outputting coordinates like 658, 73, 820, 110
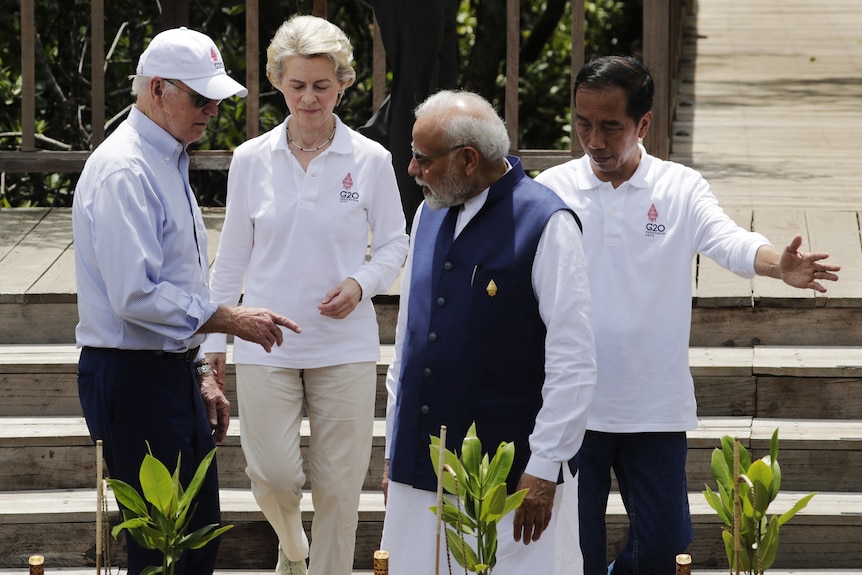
486, 279, 497, 297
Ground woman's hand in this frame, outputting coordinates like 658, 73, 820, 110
318, 277, 363, 319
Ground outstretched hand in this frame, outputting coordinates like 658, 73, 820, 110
199, 306, 302, 353
780, 235, 840, 293
231, 307, 301, 352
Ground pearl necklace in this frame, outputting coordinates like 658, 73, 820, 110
286, 119, 336, 152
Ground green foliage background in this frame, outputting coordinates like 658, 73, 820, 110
0, 0, 641, 207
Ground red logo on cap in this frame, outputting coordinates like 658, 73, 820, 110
210, 48, 218, 62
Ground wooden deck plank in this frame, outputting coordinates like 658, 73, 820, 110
1, 207, 860, 307
676, 0, 862, 212
753, 346, 862, 377
0, 208, 48, 262
27, 242, 75, 299
806, 211, 862, 306
0, 209, 73, 301
202, 207, 225, 270
750, 418, 862, 450
751, 210, 815, 305
688, 346, 752, 376
757, 375, 862, 420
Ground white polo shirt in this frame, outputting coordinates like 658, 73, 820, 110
536, 146, 770, 432
201, 115, 408, 369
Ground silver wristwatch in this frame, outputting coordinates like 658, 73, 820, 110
195, 361, 214, 377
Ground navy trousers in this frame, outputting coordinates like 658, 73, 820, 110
78, 347, 221, 575
576, 431, 693, 575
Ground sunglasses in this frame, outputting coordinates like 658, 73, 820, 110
164, 79, 221, 108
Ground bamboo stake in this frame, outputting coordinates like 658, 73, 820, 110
96, 439, 104, 575
733, 439, 741, 575
28, 555, 44, 575
373, 549, 389, 575
675, 553, 691, 575
435, 425, 448, 575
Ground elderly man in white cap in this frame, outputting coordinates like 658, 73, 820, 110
73, 27, 301, 575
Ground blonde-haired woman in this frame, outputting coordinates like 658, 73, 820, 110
202, 15, 408, 575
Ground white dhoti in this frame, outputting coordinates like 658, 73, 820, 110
555, 465, 584, 575
380, 479, 568, 575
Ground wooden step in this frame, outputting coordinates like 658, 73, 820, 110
0, 417, 388, 492
0, 488, 856, 570
7, 296, 862, 347
6, 208, 862, 346
5, 344, 862, 419
2, 416, 860, 494
0, 344, 393, 419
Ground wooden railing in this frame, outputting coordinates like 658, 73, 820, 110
0, 0, 692, 175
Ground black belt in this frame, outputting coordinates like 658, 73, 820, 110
84, 346, 200, 361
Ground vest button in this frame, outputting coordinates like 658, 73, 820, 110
444, 261, 453, 270
420, 404, 431, 415
436, 297, 446, 306
428, 332, 437, 342
423, 367, 432, 377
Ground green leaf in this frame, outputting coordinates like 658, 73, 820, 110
178, 523, 234, 550
777, 492, 816, 526
429, 437, 469, 497
720, 436, 751, 475
770, 458, 782, 499
480, 482, 508, 522
429, 503, 478, 534
746, 459, 776, 511
140, 567, 163, 575
703, 486, 731, 525
140, 453, 175, 517
461, 423, 483, 479
484, 532, 498, 570
769, 428, 780, 466
484, 441, 515, 493
111, 516, 150, 538
721, 529, 751, 572
108, 478, 150, 518
711, 447, 733, 494
445, 526, 478, 570
501, 489, 529, 517
759, 515, 781, 571
178, 448, 217, 512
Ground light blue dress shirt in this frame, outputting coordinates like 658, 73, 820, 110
73, 106, 217, 352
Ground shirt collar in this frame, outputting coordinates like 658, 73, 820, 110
127, 105, 186, 161
576, 142, 652, 190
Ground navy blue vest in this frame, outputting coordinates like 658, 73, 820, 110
389, 157, 572, 493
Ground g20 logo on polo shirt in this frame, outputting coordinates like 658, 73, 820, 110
645, 203, 666, 237
339, 173, 359, 203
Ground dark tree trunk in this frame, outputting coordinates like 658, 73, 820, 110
521, 0, 567, 64
462, 0, 507, 105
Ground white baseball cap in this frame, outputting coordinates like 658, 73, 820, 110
136, 27, 248, 100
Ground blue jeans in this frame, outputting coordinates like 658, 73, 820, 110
574, 431, 693, 575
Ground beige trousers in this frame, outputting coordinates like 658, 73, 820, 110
236, 362, 377, 575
